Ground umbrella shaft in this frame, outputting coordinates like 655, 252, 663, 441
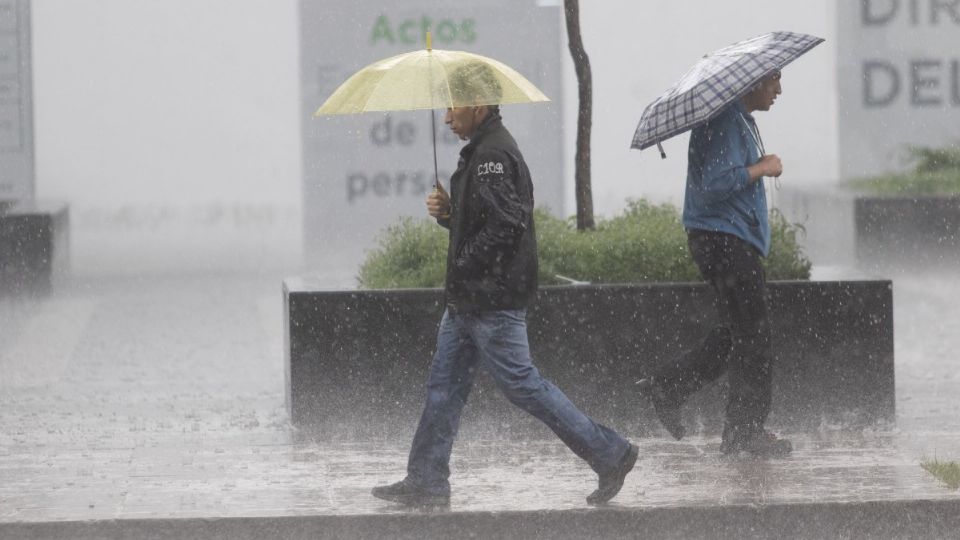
431, 109, 440, 188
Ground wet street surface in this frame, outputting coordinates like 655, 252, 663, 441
0, 270, 958, 532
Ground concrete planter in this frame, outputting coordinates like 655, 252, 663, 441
0, 201, 70, 295
854, 195, 960, 263
284, 279, 894, 440
779, 185, 960, 268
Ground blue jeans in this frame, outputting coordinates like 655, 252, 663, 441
406, 308, 630, 495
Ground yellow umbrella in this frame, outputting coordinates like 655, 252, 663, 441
315, 34, 549, 114
314, 33, 549, 186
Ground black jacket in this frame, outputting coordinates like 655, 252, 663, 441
437, 112, 538, 313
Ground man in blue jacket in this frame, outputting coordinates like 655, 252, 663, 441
639, 71, 792, 456
372, 61, 638, 507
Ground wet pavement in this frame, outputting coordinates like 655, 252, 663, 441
0, 268, 958, 535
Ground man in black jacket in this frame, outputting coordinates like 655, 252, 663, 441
372, 62, 637, 507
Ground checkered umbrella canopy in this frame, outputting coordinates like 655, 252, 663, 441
630, 31, 824, 156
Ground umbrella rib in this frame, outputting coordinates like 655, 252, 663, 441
437, 57, 453, 109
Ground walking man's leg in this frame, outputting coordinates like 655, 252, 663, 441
372, 310, 478, 506
640, 230, 734, 440
470, 309, 638, 505
714, 238, 789, 456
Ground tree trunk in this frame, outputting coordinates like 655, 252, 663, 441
564, 0, 594, 230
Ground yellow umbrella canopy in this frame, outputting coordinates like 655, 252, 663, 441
315, 45, 550, 115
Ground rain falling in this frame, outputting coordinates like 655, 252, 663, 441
1, 1, 959, 539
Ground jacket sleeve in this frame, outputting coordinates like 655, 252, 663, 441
454, 149, 527, 274
688, 112, 752, 204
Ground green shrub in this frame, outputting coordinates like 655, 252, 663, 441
846, 146, 960, 195
921, 459, 960, 490
358, 199, 811, 289
357, 217, 448, 289
766, 209, 813, 281
536, 201, 700, 285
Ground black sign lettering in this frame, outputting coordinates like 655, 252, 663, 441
345, 170, 449, 204
952, 59, 960, 105
862, 0, 899, 26
370, 115, 417, 147
911, 59, 943, 106
861, 0, 960, 26
370, 116, 392, 146
372, 173, 391, 196
396, 122, 416, 146
347, 173, 368, 203
931, 0, 960, 24
864, 60, 901, 107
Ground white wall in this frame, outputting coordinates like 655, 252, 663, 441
31, 0, 302, 274
560, 0, 839, 218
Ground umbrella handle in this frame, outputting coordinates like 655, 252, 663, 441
657, 141, 667, 159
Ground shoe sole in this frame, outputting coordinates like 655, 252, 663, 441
371, 490, 450, 507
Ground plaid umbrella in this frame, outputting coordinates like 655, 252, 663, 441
630, 31, 824, 157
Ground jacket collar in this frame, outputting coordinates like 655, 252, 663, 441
461, 110, 503, 157
734, 100, 755, 123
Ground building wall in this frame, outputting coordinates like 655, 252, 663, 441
0, 0, 35, 201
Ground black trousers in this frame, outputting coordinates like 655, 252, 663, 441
655, 229, 773, 441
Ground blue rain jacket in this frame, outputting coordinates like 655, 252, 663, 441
682, 101, 770, 256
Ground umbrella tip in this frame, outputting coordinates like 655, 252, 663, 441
426, 31, 432, 51
656, 141, 667, 159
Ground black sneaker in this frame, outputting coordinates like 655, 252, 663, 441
371, 479, 450, 507
636, 378, 686, 440
586, 443, 639, 505
720, 430, 792, 457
